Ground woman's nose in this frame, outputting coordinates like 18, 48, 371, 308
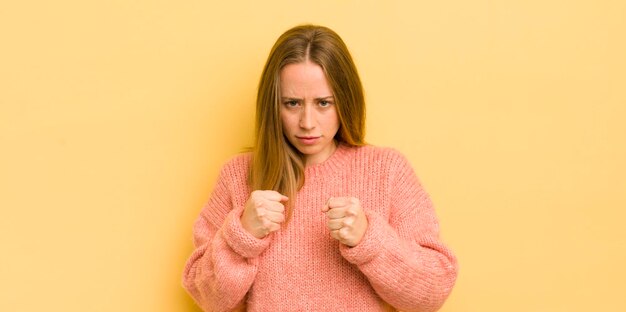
299, 105, 315, 130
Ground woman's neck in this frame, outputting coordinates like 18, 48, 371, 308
304, 140, 338, 167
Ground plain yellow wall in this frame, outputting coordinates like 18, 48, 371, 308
1, 1, 625, 311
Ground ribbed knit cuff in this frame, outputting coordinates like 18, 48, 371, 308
340, 210, 391, 265
221, 208, 272, 259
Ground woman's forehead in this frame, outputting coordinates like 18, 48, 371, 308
279, 62, 333, 98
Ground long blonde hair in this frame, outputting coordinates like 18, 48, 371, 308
250, 25, 366, 217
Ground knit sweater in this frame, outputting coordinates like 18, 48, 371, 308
182, 144, 458, 312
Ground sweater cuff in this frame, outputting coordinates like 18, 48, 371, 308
221, 208, 271, 258
340, 210, 391, 265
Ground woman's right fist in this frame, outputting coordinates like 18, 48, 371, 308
240, 190, 288, 238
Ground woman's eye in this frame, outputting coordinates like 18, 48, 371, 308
319, 100, 331, 107
285, 100, 298, 107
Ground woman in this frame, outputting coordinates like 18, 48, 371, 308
182, 25, 458, 312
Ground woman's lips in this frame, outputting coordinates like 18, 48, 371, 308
296, 136, 320, 145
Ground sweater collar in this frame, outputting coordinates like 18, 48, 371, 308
304, 142, 352, 176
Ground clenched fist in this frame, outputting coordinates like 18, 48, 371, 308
241, 190, 288, 238
322, 197, 368, 247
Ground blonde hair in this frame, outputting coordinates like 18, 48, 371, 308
250, 25, 366, 218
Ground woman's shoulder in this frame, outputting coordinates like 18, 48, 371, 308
218, 151, 252, 176
349, 144, 409, 164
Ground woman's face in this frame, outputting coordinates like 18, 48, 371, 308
280, 61, 340, 166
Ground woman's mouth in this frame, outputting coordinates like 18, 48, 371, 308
296, 136, 320, 145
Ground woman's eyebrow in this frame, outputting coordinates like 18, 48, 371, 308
315, 96, 334, 101
281, 97, 301, 100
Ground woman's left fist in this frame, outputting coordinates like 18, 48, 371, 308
322, 197, 368, 247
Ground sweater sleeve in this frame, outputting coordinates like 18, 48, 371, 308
182, 161, 271, 312
339, 150, 458, 312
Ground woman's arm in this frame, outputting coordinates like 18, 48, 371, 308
340, 151, 458, 312
182, 162, 271, 312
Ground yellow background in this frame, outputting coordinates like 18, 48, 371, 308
1, 1, 625, 311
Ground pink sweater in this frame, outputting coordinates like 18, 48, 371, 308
182, 144, 458, 311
